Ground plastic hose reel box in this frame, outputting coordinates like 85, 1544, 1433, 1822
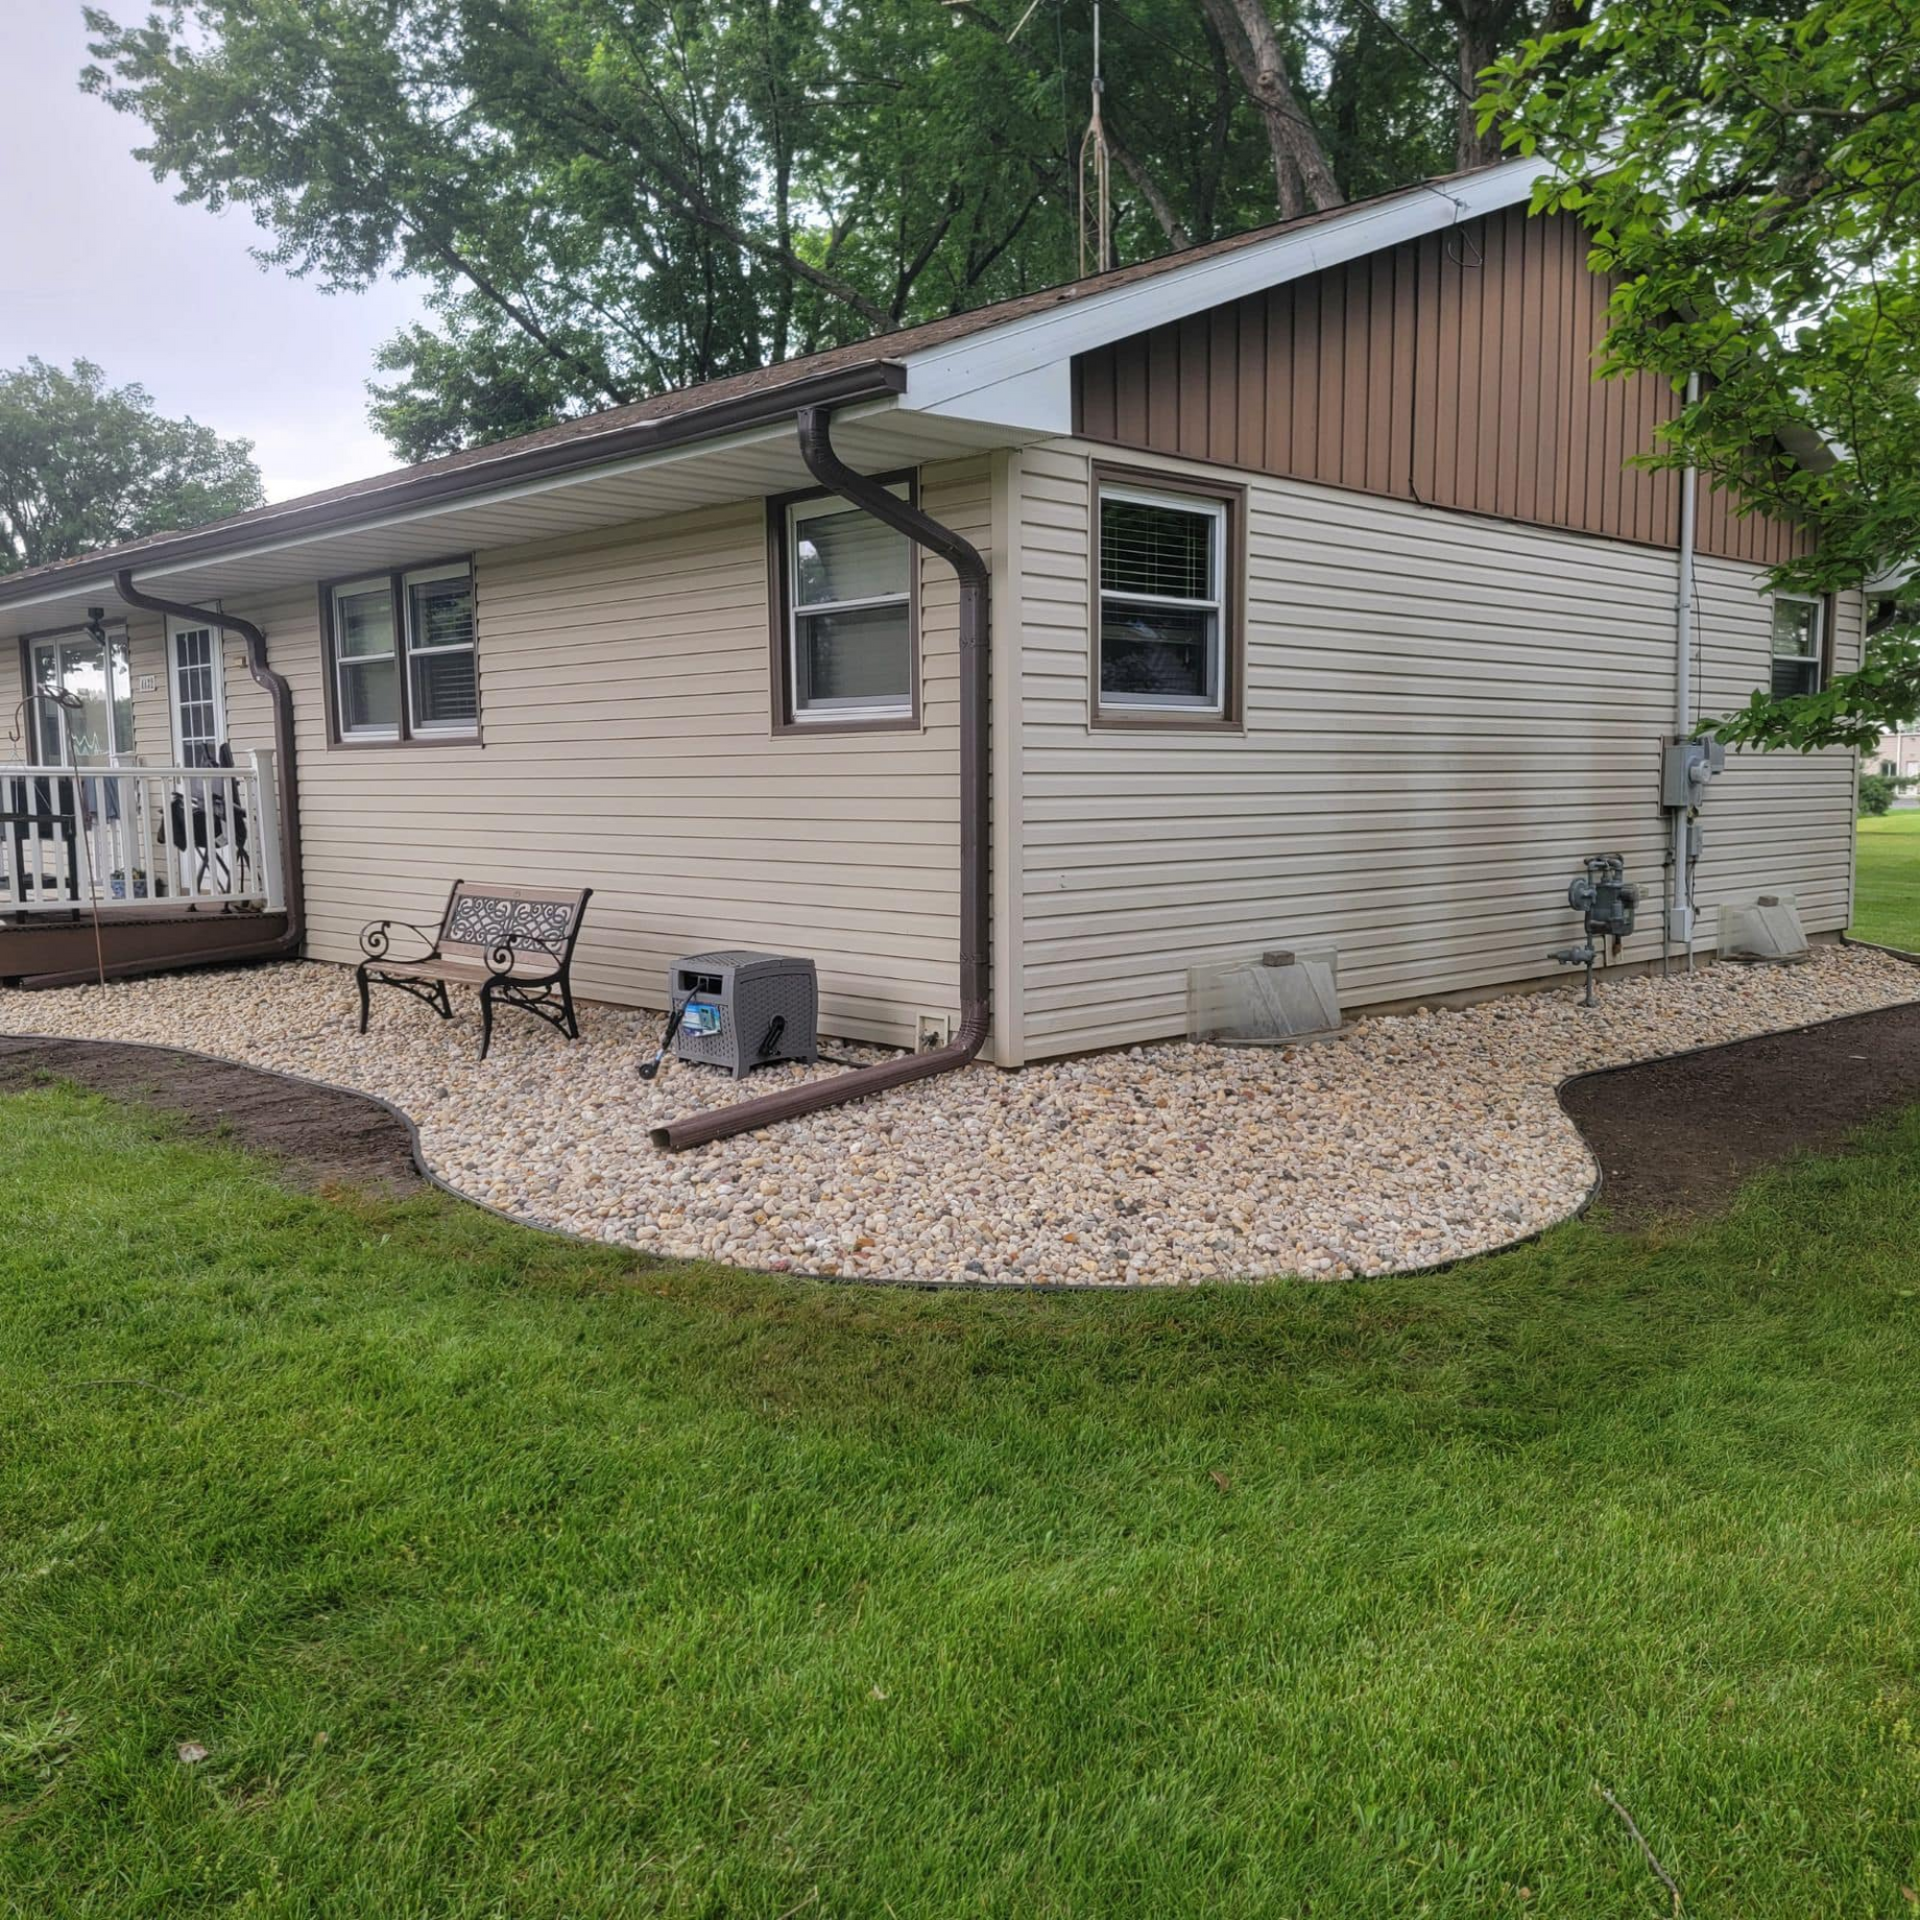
670, 949, 819, 1077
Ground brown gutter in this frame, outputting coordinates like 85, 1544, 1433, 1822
650, 403, 991, 1151
107, 570, 304, 968
0, 364, 906, 614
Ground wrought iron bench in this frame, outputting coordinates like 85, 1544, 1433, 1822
356, 879, 593, 1059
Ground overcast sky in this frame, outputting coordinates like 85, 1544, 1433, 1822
0, 1, 428, 503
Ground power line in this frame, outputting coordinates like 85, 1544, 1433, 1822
1343, 0, 1475, 104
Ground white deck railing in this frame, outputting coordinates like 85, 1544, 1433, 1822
0, 750, 283, 917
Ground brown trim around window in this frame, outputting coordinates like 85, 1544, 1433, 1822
318, 553, 482, 749
767, 469, 921, 736
1088, 460, 1246, 730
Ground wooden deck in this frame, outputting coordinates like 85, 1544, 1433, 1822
0, 909, 292, 988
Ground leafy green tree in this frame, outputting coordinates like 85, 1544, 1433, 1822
1859, 772, 1899, 817
81, 0, 1575, 464
0, 357, 264, 574
1482, 0, 1920, 753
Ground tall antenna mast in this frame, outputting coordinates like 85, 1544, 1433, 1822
1078, 1, 1111, 277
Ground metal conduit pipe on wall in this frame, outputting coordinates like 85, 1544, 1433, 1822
1670, 372, 1701, 973
650, 403, 992, 1152
109, 569, 306, 969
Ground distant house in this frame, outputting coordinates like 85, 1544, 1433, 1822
1, 155, 1860, 1074
1869, 737, 1920, 781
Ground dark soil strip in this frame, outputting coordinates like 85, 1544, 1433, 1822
1560, 996, 1920, 1228
0, 1036, 424, 1195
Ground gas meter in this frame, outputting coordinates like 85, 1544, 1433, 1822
1550, 853, 1639, 1007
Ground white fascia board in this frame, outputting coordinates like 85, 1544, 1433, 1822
896, 155, 1545, 425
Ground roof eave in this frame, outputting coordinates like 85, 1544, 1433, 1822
0, 358, 907, 611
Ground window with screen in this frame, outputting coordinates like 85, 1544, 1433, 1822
778, 483, 915, 726
327, 561, 478, 743
403, 564, 479, 734
1095, 478, 1235, 720
1770, 596, 1824, 699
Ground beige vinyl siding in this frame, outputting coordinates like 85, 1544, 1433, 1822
213, 461, 984, 1046
1693, 555, 1859, 932
124, 612, 168, 763
1015, 438, 1861, 1057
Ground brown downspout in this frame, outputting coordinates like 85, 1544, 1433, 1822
107, 569, 304, 967
650, 403, 991, 1151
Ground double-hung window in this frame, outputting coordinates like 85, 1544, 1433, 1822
328, 561, 479, 744
1769, 595, 1824, 699
402, 564, 480, 734
775, 482, 916, 728
1094, 472, 1238, 722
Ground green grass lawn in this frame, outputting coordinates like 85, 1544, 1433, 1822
4, 1088, 1920, 1917
1851, 808, 1920, 949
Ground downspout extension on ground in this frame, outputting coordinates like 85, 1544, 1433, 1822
101, 570, 306, 975
650, 403, 992, 1152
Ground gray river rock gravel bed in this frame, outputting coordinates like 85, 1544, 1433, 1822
4, 947, 1913, 1284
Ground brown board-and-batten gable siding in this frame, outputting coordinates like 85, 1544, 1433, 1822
1072, 205, 1810, 568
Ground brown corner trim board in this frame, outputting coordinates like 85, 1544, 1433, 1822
649, 402, 991, 1151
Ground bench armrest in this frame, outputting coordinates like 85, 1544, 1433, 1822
359, 919, 441, 964
482, 943, 563, 985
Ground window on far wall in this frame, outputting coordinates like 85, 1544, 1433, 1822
328, 561, 478, 743
1769, 595, 1824, 699
777, 483, 915, 727
1095, 477, 1235, 721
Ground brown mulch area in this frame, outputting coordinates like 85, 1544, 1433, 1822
0, 1035, 424, 1195
1560, 993, 1920, 1228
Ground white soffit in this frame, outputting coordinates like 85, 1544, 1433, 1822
0, 400, 1009, 637
896, 155, 1546, 428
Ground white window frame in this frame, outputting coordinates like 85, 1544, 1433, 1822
400, 561, 480, 739
785, 484, 914, 723
166, 616, 228, 767
1770, 593, 1825, 699
1096, 482, 1229, 717
28, 625, 134, 764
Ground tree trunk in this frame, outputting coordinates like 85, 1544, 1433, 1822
1107, 122, 1193, 250
1453, 0, 1506, 170
1196, 0, 1343, 217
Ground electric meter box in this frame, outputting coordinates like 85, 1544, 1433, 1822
1663, 737, 1726, 809
670, 950, 818, 1078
